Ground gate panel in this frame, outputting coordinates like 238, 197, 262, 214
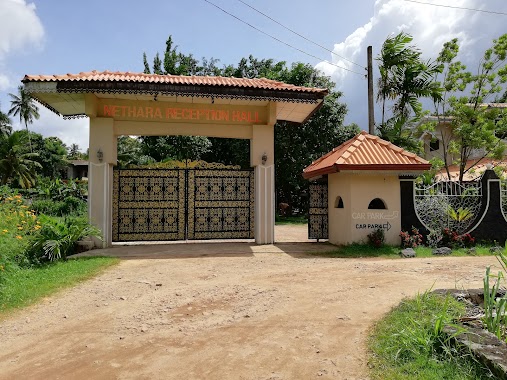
308, 181, 328, 240
187, 169, 254, 239
112, 169, 185, 241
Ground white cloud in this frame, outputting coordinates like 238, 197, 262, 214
0, 0, 44, 59
316, 0, 507, 129
0, 0, 44, 91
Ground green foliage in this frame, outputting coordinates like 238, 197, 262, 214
0, 131, 41, 188
0, 257, 118, 316
430, 33, 507, 182
24, 215, 101, 265
482, 250, 507, 342
368, 292, 492, 379
31, 196, 86, 217
35, 177, 87, 202
139, 135, 211, 163
446, 206, 473, 222
376, 32, 443, 152
0, 104, 12, 137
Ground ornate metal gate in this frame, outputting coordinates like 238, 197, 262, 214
308, 181, 328, 240
112, 167, 254, 242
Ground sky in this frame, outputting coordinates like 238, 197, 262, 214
0, 0, 506, 151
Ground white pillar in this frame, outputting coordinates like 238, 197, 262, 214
251, 123, 275, 244
254, 164, 275, 244
88, 117, 117, 248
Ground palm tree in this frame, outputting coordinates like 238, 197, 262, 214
376, 32, 443, 150
0, 131, 41, 188
0, 108, 11, 137
8, 85, 40, 151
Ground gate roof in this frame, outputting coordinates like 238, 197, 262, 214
303, 131, 431, 179
22, 70, 327, 123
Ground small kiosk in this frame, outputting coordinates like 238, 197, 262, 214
303, 131, 431, 245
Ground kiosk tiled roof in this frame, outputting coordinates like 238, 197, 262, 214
23, 70, 328, 94
303, 131, 431, 179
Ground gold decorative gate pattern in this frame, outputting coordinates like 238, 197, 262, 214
113, 168, 254, 241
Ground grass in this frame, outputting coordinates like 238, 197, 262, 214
0, 257, 119, 319
368, 292, 492, 379
275, 215, 308, 225
310, 244, 495, 258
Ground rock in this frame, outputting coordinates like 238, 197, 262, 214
466, 247, 477, 255
400, 248, 416, 258
63, 314, 68, 319
432, 247, 452, 256
489, 246, 503, 253
140, 327, 147, 333
155, 283, 162, 287
25, 317, 30, 323
119, 296, 127, 300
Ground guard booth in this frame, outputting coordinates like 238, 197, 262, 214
23, 70, 328, 247
304, 131, 431, 245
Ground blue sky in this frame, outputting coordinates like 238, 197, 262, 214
0, 0, 506, 150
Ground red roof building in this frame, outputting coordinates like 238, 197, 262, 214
303, 131, 431, 179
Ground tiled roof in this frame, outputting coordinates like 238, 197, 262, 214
436, 158, 507, 181
303, 131, 431, 179
23, 70, 327, 94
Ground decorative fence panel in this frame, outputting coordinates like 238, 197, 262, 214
414, 181, 482, 234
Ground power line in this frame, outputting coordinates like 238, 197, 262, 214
402, 0, 507, 16
202, 0, 366, 76
236, 0, 364, 69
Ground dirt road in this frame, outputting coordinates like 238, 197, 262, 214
0, 244, 499, 380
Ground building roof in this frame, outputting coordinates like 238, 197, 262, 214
22, 70, 327, 123
303, 131, 431, 179
436, 158, 507, 181
23, 70, 327, 95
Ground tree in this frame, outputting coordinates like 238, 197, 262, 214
0, 105, 11, 137
376, 32, 443, 151
8, 85, 40, 151
0, 130, 41, 188
139, 135, 211, 163
429, 33, 507, 182
67, 143, 85, 160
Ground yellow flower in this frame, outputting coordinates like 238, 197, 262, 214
16, 235, 22, 240
2, 229, 7, 233
22, 221, 26, 224
17, 226, 23, 230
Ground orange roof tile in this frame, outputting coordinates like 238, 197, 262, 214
23, 70, 327, 94
436, 158, 507, 181
303, 131, 431, 179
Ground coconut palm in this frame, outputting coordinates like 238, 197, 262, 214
8, 85, 40, 151
0, 131, 41, 188
376, 32, 443, 151
0, 108, 11, 137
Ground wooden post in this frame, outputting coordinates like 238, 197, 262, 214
367, 46, 375, 134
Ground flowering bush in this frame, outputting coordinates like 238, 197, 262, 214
400, 227, 423, 248
0, 191, 40, 271
367, 228, 385, 248
441, 228, 475, 248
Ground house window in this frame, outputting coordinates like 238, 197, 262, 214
368, 198, 387, 210
334, 196, 344, 208
429, 138, 440, 151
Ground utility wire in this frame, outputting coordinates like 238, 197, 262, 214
202, 0, 365, 76
237, 0, 364, 69
402, 0, 507, 16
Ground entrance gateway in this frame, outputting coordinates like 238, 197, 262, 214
23, 71, 327, 246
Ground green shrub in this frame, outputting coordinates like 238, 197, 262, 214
367, 229, 385, 248
24, 215, 101, 265
31, 196, 86, 217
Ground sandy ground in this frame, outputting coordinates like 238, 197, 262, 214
0, 227, 500, 380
